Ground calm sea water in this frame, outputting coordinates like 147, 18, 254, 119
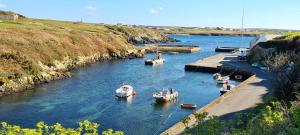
0, 35, 254, 135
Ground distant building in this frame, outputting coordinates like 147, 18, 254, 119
0, 10, 24, 21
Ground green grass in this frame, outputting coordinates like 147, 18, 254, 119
0, 120, 124, 135
277, 32, 300, 40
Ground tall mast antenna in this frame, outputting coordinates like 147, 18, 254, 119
241, 8, 244, 47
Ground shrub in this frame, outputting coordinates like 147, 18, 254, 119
186, 101, 297, 135
276, 32, 300, 40
0, 120, 123, 135
0, 77, 8, 86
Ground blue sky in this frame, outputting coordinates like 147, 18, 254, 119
0, 0, 300, 30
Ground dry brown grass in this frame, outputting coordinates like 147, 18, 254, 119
0, 18, 168, 79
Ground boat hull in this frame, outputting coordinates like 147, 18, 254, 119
153, 91, 178, 102
216, 76, 230, 84
145, 59, 165, 65
180, 104, 197, 109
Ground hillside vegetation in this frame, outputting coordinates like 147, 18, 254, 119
0, 18, 172, 80
0, 17, 174, 95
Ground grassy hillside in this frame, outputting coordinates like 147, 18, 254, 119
0, 18, 172, 81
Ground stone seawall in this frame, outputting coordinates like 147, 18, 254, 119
0, 49, 144, 96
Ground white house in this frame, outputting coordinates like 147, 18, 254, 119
0, 10, 20, 21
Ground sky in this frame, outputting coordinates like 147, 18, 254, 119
0, 0, 300, 30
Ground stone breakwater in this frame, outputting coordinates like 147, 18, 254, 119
144, 45, 201, 53
0, 49, 144, 96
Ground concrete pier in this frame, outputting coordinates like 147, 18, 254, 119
161, 53, 272, 135
144, 45, 200, 53
185, 54, 254, 79
215, 47, 248, 52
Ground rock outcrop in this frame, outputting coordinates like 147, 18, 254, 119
247, 37, 300, 64
0, 17, 170, 97
0, 49, 144, 96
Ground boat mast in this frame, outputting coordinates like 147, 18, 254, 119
156, 44, 159, 58
240, 8, 244, 47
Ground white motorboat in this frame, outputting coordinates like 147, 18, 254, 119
116, 85, 134, 98
213, 73, 230, 84
145, 45, 165, 65
220, 83, 235, 94
153, 88, 178, 102
216, 76, 230, 84
213, 73, 222, 80
145, 56, 165, 65
233, 48, 249, 60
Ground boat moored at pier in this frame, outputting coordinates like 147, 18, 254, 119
213, 73, 230, 84
220, 82, 235, 94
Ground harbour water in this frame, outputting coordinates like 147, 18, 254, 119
0, 35, 254, 134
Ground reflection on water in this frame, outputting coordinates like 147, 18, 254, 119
115, 95, 135, 105
152, 99, 178, 111
0, 35, 254, 135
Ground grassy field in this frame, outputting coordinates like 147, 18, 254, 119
156, 27, 289, 36
276, 32, 300, 40
0, 18, 171, 80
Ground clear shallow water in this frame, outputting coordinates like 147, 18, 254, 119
0, 35, 254, 135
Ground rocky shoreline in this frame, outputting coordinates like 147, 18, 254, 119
0, 49, 144, 96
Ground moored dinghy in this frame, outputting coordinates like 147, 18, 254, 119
153, 88, 178, 102
116, 85, 134, 97
180, 104, 197, 109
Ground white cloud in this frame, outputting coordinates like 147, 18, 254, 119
150, 9, 159, 14
149, 7, 163, 14
88, 12, 99, 17
0, 4, 6, 9
87, 6, 97, 10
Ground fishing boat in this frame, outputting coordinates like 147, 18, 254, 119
145, 45, 165, 65
153, 88, 178, 102
116, 85, 134, 98
220, 82, 235, 94
180, 104, 197, 109
237, 9, 248, 60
